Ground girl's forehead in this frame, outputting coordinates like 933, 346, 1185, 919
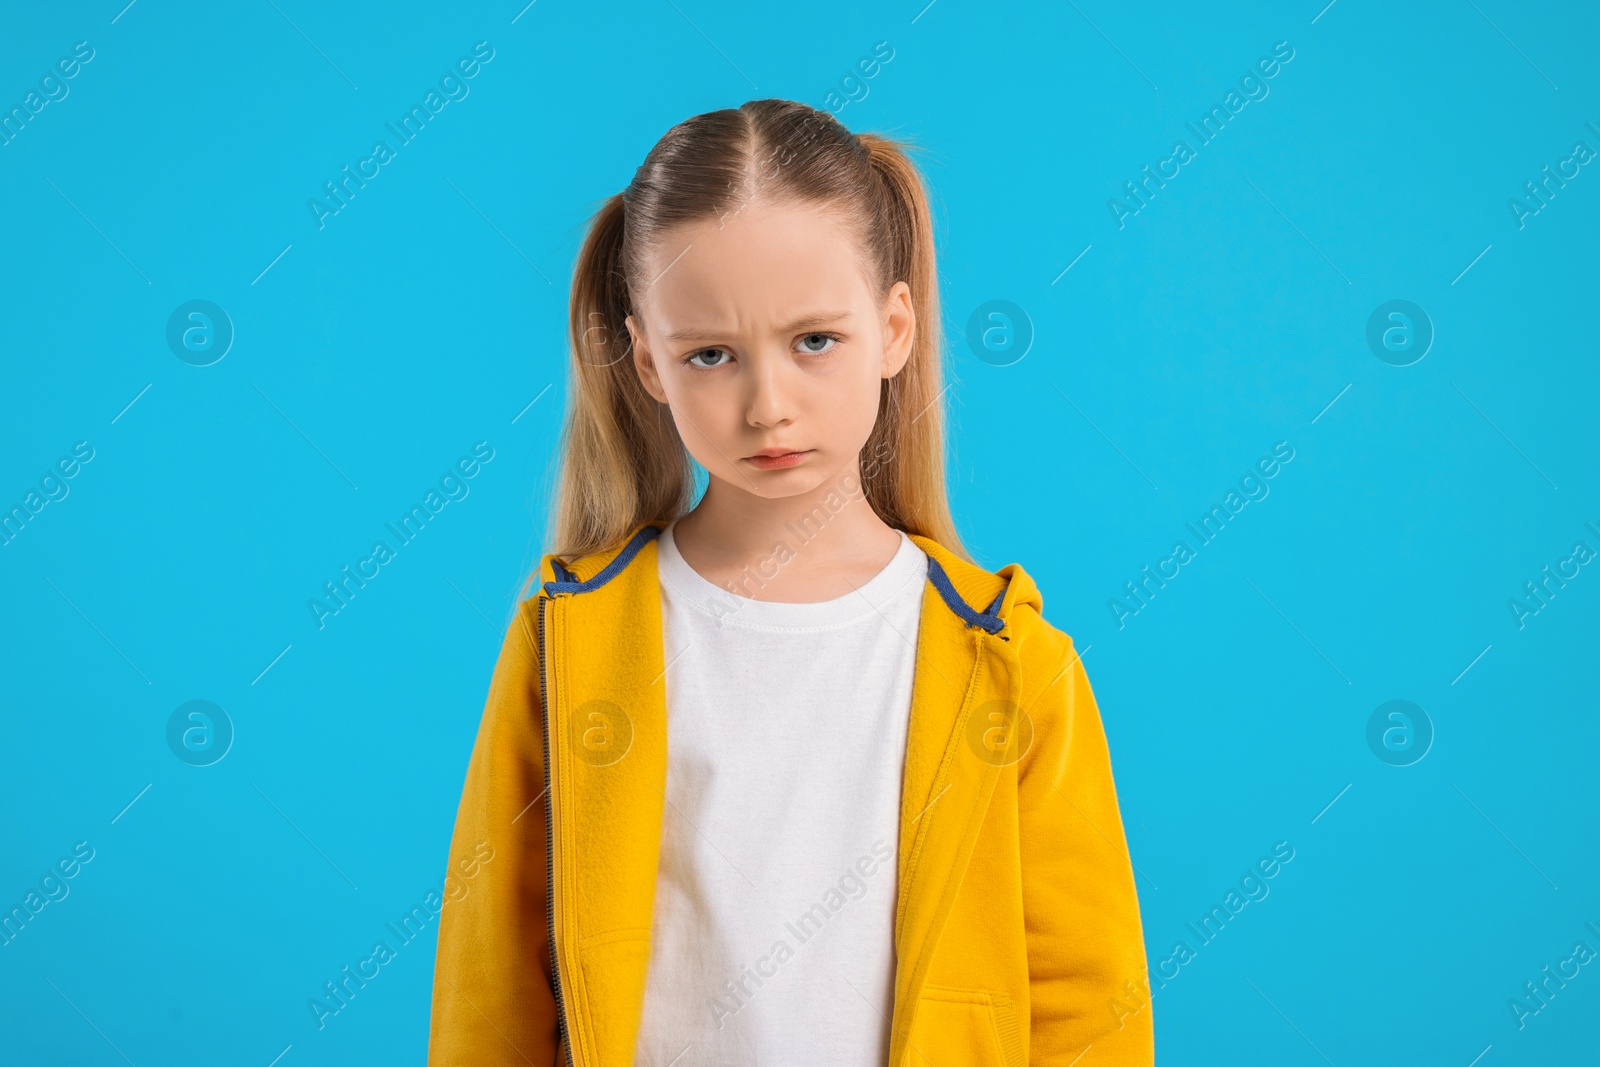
636, 209, 876, 334
641, 284, 866, 341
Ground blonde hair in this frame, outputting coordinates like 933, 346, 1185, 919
537, 98, 968, 575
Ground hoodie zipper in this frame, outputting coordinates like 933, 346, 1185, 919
537, 592, 576, 1067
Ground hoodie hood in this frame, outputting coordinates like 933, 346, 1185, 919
539, 520, 1045, 640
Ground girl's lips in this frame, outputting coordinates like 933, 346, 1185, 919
743, 449, 812, 470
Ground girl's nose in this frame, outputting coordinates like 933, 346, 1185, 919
744, 349, 797, 428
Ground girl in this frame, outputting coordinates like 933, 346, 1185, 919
428, 99, 1153, 1067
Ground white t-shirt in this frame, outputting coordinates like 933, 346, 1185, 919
632, 518, 929, 1067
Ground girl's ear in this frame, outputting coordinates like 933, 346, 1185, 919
628, 313, 668, 404
880, 280, 915, 379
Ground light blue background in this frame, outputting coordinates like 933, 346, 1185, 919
2, 1, 1597, 1064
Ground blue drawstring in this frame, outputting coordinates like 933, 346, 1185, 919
927, 557, 1007, 635
543, 524, 662, 597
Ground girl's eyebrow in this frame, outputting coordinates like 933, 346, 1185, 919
666, 310, 852, 343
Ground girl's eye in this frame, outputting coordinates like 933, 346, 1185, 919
684, 348, 733, 369
681, 333, 840, 368
797, 332, 840, 355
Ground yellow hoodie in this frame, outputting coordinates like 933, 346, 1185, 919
428, 522, 1154, 1066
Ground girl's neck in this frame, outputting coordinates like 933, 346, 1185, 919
669, 465, 905, 603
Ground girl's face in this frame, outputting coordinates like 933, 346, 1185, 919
626, 198, 914, 502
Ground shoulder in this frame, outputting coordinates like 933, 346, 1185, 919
1001, 581, 1081, 690
909, 533, 1082, 668
523, 522, 665, 602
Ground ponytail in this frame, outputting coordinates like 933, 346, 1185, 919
854, 132, 956, 550
542, 192, 693, 570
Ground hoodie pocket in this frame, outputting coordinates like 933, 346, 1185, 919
576, 928, 653, 1066
908, 985, 1023, 1067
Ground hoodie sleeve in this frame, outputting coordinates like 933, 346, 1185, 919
428, 597, 560, 1067
1015, 627, 1154, 1065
